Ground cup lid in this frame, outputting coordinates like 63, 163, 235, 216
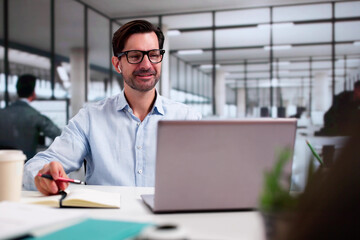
0, 150, 27, 162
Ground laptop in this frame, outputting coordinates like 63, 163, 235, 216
142, 119, 297, 213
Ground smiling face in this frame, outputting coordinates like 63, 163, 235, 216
117, 32, 161, 93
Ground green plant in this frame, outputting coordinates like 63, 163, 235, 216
259, 149, 298, 212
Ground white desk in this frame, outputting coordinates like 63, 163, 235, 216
29, 185, 265, 240
291, 128, 348, 192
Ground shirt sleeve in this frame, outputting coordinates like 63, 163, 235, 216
23, 107, 90, 190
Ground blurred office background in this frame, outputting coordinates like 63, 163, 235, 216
0, 0, 360, 188
1, 0, 359, 124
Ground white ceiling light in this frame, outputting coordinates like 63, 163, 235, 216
257, 22, 294, 29
354, 41, 360, 46
264, 45, 292, 51
200, 64, 220, 69
177, 49, 204, 55
167, 30, 181, 36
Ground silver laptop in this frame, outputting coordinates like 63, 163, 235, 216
142, 119, 297, 213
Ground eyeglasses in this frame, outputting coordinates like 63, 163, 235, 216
117, 49, 165, 64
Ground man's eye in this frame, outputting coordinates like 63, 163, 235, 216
129, 54, 141, 59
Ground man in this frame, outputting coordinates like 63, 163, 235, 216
316, 80, 360, 136
23, 20, 201, 195
0, 74, 61, 160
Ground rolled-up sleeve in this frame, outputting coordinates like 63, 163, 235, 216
23, 107, 90, 190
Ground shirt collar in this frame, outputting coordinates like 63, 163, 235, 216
19, 98, 30, 104
116, 89, 164, 116
117, 91, 129, 111
152, 90, 164, 115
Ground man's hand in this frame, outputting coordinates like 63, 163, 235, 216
34, 161, 69, 195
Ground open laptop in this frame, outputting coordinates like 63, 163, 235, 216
142, 119, 297, 213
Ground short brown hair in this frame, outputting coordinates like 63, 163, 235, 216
112, 20, 165, 56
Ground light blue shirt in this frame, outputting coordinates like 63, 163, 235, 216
23, 91, 201, 190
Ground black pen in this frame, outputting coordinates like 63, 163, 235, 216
38, 173, 85, 184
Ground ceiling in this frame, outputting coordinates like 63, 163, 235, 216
80, 0, 339, 18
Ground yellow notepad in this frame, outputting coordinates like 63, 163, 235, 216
22, 188, 120, 208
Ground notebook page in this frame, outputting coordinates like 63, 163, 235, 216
21, 191, 63, 207
64, 188, 121, 208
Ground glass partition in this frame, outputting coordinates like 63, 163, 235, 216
111, 21, 122, 95
55, 0, 84, 100
166, 12, 213, 117
8, 0, 51, 99
88, 10, 110, 101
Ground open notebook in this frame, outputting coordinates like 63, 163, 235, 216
22, 188, 121, 208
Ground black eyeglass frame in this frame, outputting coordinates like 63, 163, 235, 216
117, 49, 165, 64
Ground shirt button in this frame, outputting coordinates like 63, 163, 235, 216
138, 169, 143, 174
137, 122, 141, 126
137, 146, 142, 149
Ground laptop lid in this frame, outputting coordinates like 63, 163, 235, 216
147, 119, 297, 213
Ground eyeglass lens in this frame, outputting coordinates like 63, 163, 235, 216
127, 50, 163, 64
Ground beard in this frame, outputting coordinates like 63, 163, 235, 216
123, 69, 160, 92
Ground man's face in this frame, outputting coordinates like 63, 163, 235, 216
118, 32, 161, 92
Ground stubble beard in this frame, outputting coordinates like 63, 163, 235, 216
124, 69, 160, 92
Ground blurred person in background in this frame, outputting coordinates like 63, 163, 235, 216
0, 74, 61, 160
317, 80, 360, 136
284, 122, 360, 240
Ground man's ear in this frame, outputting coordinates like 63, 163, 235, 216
111, 56, 121, 73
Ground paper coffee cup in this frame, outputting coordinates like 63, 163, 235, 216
0, 150, 26, 202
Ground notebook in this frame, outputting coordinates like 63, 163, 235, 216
22, 188, 121, 208
142, 119, 297, 213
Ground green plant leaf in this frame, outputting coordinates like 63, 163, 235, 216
259, 148, 297, 212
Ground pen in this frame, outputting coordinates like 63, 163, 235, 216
306, 140, 324, 165
37, 173, 85, 184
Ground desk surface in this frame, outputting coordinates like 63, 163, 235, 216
24, 185, 265, 240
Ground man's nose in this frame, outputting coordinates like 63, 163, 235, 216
139, 54, 152, 69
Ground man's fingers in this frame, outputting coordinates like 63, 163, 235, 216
35, 161, 68, 195
49, 162, 69, 191
35, 175, 59, 195
49, 162, 62, 180
49, 161, 68, 179
57, 181, 69, 191
36, 182, 52, 196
